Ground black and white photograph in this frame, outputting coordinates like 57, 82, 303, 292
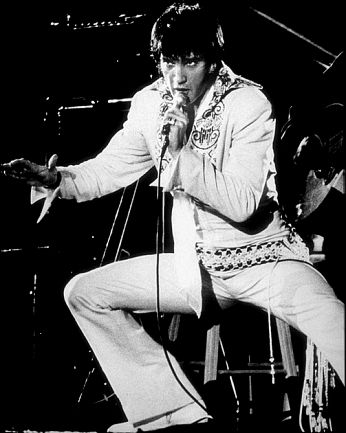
1, 1, 344, 432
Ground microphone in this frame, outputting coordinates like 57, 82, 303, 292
160, 92, 190, 159
173, 92, 189, 111
161, 92, 189, 136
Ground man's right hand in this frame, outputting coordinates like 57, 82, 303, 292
0, 154, 60, 188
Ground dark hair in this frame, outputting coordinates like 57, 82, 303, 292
150, 2, 224, 67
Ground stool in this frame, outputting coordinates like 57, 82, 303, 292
168, 312, 299, 426
169, 314, 298, 384
203, 318, 298, 384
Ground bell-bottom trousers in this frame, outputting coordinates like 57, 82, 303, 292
64, 253, 344, 424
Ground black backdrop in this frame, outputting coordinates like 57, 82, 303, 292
1, 1, 343, 431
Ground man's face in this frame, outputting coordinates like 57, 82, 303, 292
160, 53, 211, 105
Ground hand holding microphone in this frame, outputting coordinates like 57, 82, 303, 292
172, 92, 189, 112
161, 92, 190, 158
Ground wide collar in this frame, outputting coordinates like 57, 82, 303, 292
154, 64, 262, 169
155, 63, 261, 112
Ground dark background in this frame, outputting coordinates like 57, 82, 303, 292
1, 1, 343, 431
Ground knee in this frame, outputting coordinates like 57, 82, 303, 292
319, 298, 344, 329
64, 273, 91, 312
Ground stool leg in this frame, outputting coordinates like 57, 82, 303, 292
168, 314, 181, 342
275, 318, 302, 427
275, 318, 297, 378
204, 324, 220, 384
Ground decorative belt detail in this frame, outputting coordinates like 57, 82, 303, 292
196, 232, 310, 272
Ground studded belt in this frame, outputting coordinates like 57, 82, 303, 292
195, 232, 310, 273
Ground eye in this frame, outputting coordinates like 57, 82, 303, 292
162, 57, 175, 66
184, 57, 202, 67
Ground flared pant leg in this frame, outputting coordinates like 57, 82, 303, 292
64, 253, 204, 424
210, 260, 345, 384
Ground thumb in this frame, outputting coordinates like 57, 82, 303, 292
47, 154, 58, 171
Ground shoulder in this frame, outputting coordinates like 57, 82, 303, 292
217, 64, 271, 111
224, 79, 274, 126
131, 79, 163, 107
126, 80, 163, 126
229, 85, 271, 113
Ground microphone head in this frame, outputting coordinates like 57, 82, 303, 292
173, 92, 190, 109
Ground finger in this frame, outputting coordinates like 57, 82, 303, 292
164, 115, 188, 128
171, 118, 188, 130
48, 154, 58, 170
2, 165, 26, 176
9, 159, 36, 173
164, 106, 188, 120
0, 162, 11, 172
10, 173, 31, 181
9, 158, 25, 168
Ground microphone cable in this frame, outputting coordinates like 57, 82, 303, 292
154, 136, 209, 415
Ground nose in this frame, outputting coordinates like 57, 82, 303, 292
173, 63, 187, 84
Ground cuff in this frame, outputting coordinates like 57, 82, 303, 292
31, 184, 61, 223
150, 155, 181, 190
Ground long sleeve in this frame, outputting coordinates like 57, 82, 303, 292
58, 92, 155, 202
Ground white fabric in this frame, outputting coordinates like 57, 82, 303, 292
31, 64, 344, 425
32, 65, 289, 315
30, 185, 60, 223
64, 253, 344, 424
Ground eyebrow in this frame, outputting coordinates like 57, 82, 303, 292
161, 54, 203, 62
